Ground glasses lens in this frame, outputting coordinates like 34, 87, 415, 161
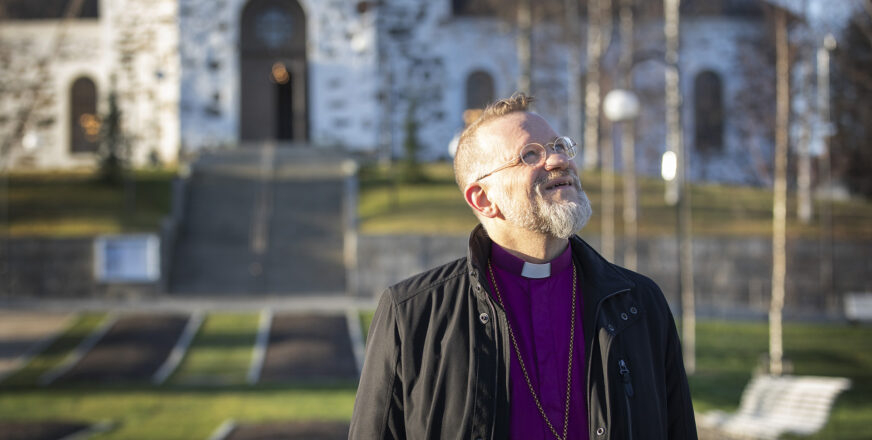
552, 136, 577, 158
520, 144, 545, 165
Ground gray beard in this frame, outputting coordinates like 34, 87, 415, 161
495, 173, 593, 239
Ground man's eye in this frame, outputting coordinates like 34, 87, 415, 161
522, 150, 541, 163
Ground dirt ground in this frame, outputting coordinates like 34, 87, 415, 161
260, 313, 357, 382
0, 421, 89, 440
57, 314, 188, 383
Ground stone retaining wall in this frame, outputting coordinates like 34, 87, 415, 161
0, 238, 157, 298
352, 235, 872, 319
2, 234, 869, 319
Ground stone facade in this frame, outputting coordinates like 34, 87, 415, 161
0, 0, 180, 169
0, 0, 854, 188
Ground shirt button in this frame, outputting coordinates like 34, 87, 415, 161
479, 313, 489, 324
596, 427, 606, 436
630, 306, 638, 314
607, 324, 615, 333
621, 312, 629, 320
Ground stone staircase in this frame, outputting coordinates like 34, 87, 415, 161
168, 145, 352, 295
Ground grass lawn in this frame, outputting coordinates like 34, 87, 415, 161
170, 313, 261, 386
1, 169, 174, 237
359, 162, 872, 240
4, 163, 871, 239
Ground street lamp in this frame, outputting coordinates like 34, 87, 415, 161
603, 89, 640, 269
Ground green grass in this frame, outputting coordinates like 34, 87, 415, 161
0, 386, 356, 440
0, 169, 174, 237
0, 316, 869, 438
4, 163, 871, 239
359, 162, 872, 240
170, 313, 261, 386
690, 320, 872, 440
1, 313, 108, 387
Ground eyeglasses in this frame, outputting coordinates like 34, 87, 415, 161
474, 136, 578, 182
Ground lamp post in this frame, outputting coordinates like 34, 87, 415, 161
603, 89, 640, 268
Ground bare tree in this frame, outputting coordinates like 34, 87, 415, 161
770, 6, 790, 376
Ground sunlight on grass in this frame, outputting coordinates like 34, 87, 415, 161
690, 321, 872, 440
2, 170, 174, 237
358, 163, 872, 239
170, 313, 261, 386
2, 313, 108, 387
0, 386, 356, 440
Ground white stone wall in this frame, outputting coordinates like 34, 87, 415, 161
178, 0, 380, 153
681, 17, 774, 185
0, 0, 179, 170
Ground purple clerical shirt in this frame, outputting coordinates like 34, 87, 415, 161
488, 243, 588, 440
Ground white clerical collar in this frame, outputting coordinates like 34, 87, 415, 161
521, 261, 551, 279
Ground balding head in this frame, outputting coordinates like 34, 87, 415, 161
453, 93, 535, 190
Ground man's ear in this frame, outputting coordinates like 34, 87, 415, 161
464, 183, 500, 218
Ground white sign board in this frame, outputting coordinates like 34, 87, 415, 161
94, 235, 160, 282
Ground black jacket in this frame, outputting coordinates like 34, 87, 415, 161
350, 225, 697, 439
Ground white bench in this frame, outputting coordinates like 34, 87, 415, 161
698, 374, 851, 440
844, 292, 872, 323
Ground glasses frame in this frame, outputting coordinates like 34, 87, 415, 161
474, 136, 578, 182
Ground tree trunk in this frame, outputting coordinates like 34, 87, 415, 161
583, 0, 611, 169
517, 0, 533, 95
770, 7, 789, 376
664, 0, 695, 374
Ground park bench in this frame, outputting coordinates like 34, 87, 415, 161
698, 374, 851, 440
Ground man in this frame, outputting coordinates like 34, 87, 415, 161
350, 94, 697, 439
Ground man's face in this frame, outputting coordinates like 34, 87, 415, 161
478, 112, 592, 239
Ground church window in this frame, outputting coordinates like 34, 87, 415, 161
693, 70, 724, 153
70, 77, 99, 153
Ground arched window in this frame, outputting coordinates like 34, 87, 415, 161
2, 0, 98, 19
452, 0, 496, 16
465, 70, 495, 111
70, 77, 99, 153
694, 70, 724, 153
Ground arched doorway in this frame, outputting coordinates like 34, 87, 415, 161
465, 70, 495, 111
240, 0, 308, 143
70, 77, 99, 153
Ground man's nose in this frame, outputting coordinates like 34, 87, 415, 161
544, 149, 572, 171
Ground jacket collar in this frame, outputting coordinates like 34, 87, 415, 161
466, 224, 636, 307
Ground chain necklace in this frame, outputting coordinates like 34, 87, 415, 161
487, 260, 576, 440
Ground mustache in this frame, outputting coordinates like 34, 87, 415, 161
533, 170, 582, 191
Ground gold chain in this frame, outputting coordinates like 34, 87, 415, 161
488, 260, 576, 440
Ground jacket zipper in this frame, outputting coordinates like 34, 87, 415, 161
585, 288, 631, 438
487, 296, 502, 439
618, 359, 634, 440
